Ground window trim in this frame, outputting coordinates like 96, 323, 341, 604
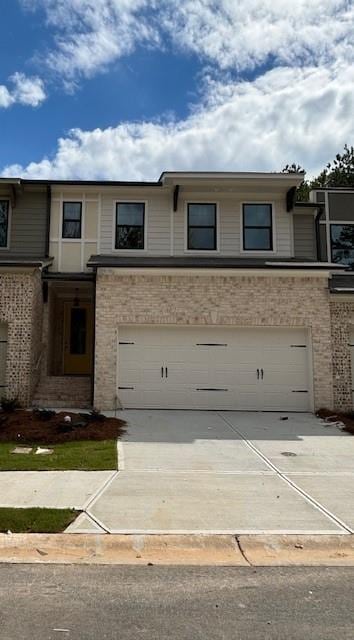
62, 201, 83, 240
185, 202, 219, 253
0, 199, 11, 251
329, 222, 354, 265
114, 201, 147, 252
240, 202, 275, 253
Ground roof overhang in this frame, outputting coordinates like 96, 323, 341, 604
87, 255, 346, 272
0, 257, 53, 269
294, 202, 323, 215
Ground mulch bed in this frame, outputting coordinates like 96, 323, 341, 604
317, 408, 354, 435
0, 410, 126, 444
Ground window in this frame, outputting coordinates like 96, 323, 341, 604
187, 203, 217, 250
116, 202, 145, 250
331, 224, 354, 266
0, 201, 9, 248
243, 204, 273, 251
62, 202, 82, 239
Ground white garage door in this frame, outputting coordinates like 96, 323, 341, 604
117, 326, 311, 411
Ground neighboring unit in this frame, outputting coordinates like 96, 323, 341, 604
1, 172, 354, 414
0, 179, 51, 405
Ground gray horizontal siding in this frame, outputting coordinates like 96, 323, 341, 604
293, 215, 316, 259
0, 190, 47, 257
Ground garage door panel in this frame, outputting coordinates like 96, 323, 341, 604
117, 326, 311, 411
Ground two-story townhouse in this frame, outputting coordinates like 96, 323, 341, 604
28, 171, 345, 414
306, 187, 354, 411
0, 179, 52, 405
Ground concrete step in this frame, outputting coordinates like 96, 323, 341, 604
33, 376, 92, 409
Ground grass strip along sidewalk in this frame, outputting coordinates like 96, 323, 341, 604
0, 409, 126, 471
0, 508, 79, 533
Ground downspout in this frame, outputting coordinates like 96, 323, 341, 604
45, 184, 51, 258
91, 268, 97, 408
315, 206, 324, 261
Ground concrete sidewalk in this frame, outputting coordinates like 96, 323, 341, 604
0, 471, 115, 510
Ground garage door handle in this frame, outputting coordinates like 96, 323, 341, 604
261, 368, 264, 380
257, 368, 260, 379
161, 367, 164, 378
165, 367, 168, 378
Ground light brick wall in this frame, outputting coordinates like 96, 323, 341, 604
94, 269, 334, 411
330, 299, 354, 412
0, 270, 43, 406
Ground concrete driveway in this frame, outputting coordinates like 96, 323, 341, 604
67, 410, 354, 534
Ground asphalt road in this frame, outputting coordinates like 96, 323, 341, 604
1, 565, 354, 639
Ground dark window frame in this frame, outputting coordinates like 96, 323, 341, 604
62, 201, 82, 239
330, 222, 354, 266
0, 200, 9, 249
115, 202, 145, 250
242, 203, 273, 251
187, 203, 217, 251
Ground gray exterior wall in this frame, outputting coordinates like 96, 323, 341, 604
293, 214, 316, 259
0, 187, 47, 257
328, 193, 354, 221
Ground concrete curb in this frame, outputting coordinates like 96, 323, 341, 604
0, 534, 354, 566
0, 534, 246, 566
237, 534, 354, 566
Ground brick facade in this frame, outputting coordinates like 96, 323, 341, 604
330, 299, 354, 411
0, 270, 43, 406
94, 269, 334, 411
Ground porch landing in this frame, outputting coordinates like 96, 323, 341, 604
33, 376, 92, 409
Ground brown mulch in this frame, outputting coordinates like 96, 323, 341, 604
0, 410, 126, 444
317, 408, 354, 435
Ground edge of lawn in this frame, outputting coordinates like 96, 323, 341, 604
0, 507, 80, 533
0, 439, 117, 471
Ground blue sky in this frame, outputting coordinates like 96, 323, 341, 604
1, 1, 354, 180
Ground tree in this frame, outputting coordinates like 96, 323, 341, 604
314, 144, 354, 188
282, 144, 354, 201
282, 163, 310, 202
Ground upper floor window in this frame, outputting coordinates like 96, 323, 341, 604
242, 204, 273, 251
116, 202, 145, 250
62, 202, 82, 239
331, 224, 354, 266
187, 203, 217, 251
0, 201, 9, 248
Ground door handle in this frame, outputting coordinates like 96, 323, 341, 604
257, 368, 260, 380
261, 368, 264, 380
165, 367, 168, 378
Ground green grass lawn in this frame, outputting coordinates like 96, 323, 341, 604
0, 507, 79, 533
0, 440, 117, 471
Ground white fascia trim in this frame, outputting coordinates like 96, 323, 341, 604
266, 261, 346, 268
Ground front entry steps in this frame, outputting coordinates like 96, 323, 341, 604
33, 376, 92, 409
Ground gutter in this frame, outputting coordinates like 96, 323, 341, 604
315, 207, 324, 261
45, 184, 51, 258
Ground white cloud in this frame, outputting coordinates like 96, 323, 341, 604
4, 61, 354, 179
22, 0, 160, 81
21, 0, 354, 82
162, 0, 354, 71
0, 73, 46, 108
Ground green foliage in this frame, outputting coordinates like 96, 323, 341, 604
0, 507, 78, 533
282, 144, 354, 202
1, 397, 21, 413
0, 440, 117, 471
282, 163, 309, 202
